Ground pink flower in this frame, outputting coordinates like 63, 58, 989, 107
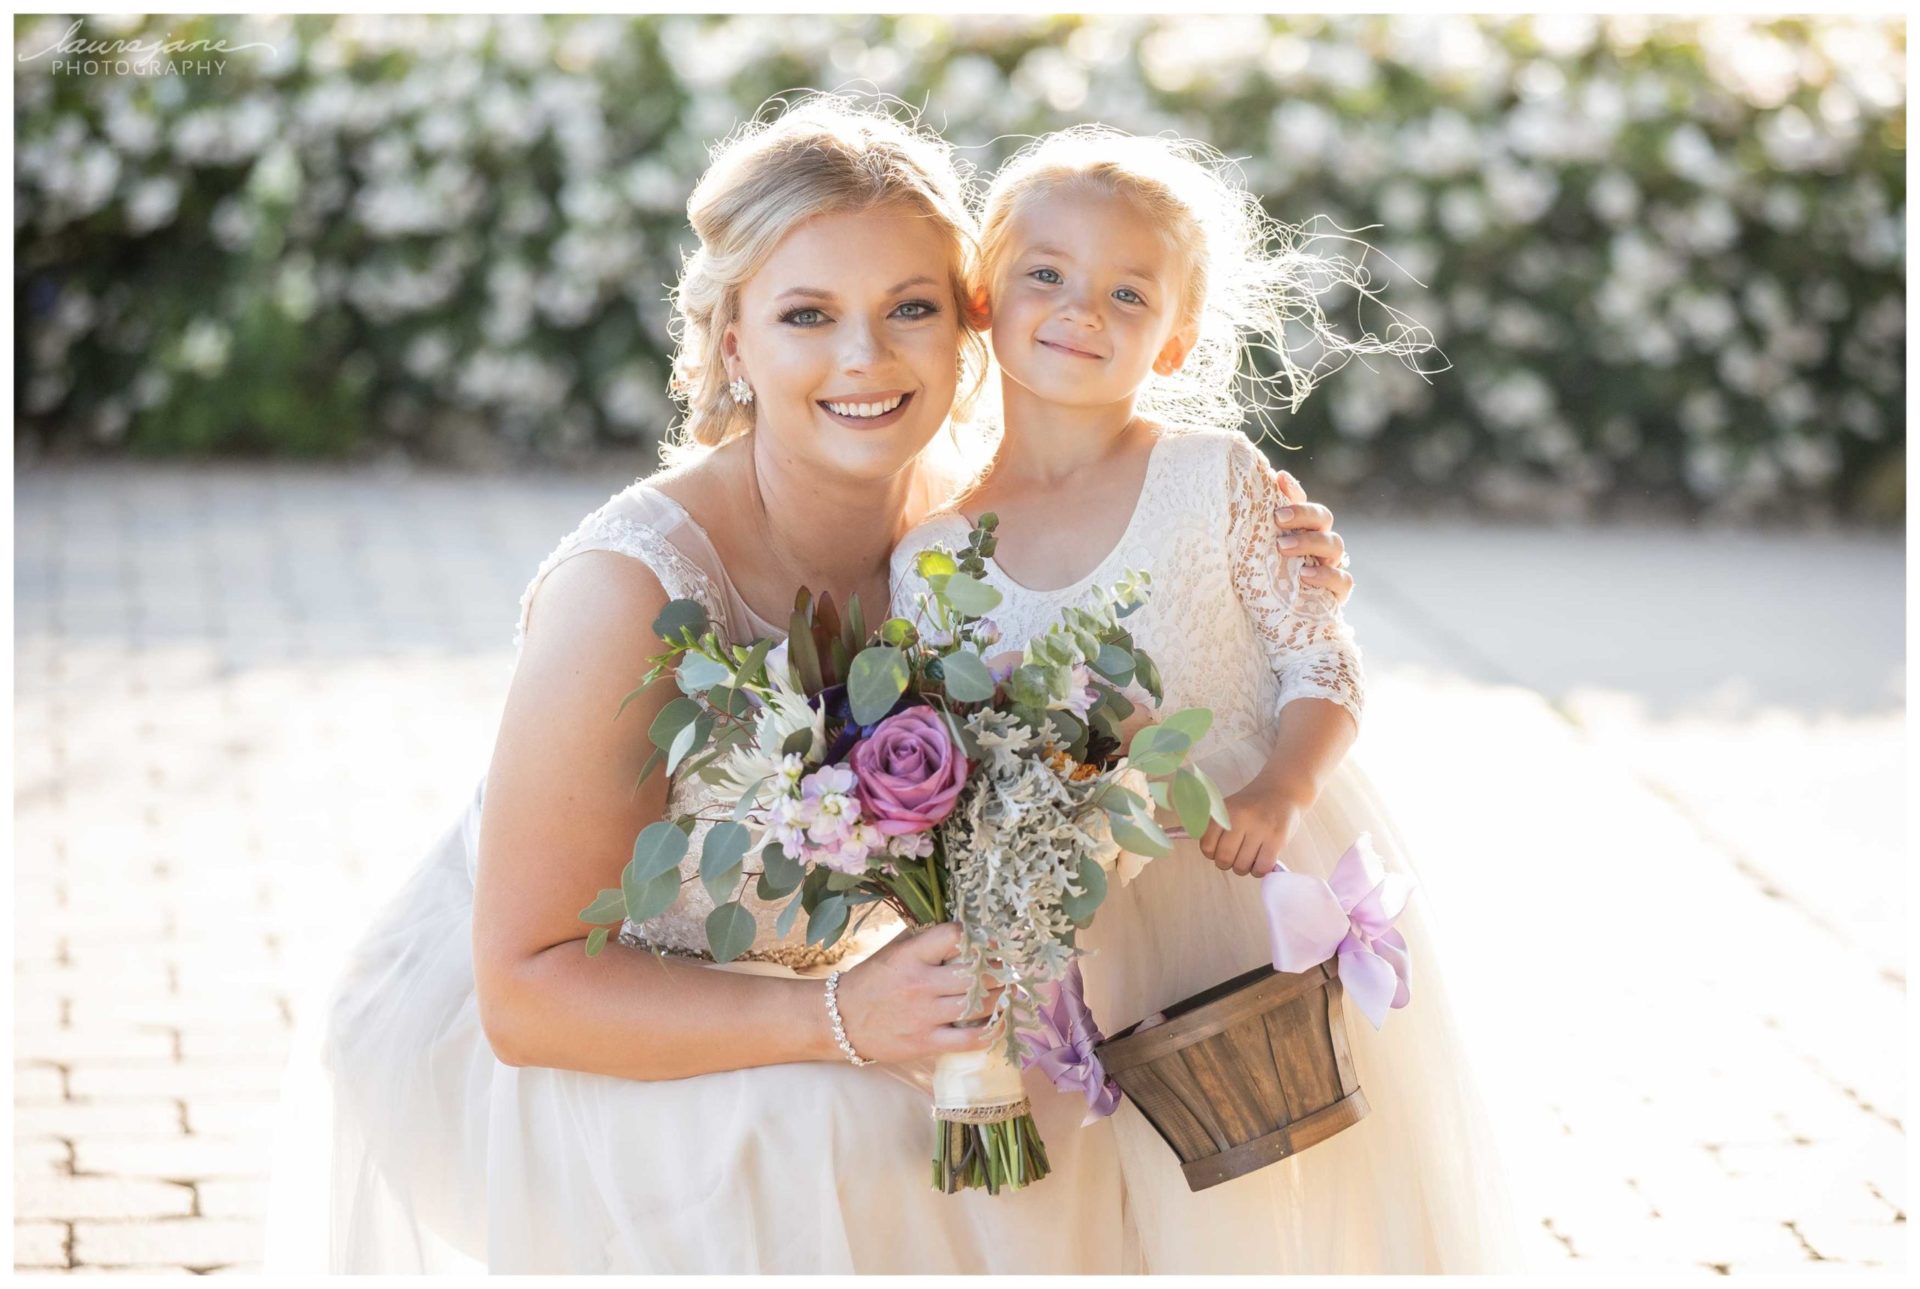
849, 707, 969, 836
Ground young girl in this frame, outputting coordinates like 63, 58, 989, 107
891, 127, 1525, 1273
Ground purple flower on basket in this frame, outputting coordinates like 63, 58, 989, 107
848, 707, 968, 836
1018, 960, 1121, 1126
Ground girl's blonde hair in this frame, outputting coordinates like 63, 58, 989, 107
975, 125, 1442, 440
662, 93, 989, 464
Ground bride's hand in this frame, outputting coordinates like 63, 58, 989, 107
1272, 470, 1353, 604
831, 922, 1007, 1063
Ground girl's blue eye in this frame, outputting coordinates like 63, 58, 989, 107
780, 307, 828, 326
1114, 287, 1145, 305
893, 300, 939, 319
1029, 267, 1062, 284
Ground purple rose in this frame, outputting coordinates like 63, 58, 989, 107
848, 707, 968, 836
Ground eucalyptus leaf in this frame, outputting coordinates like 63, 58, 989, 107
824, 869, 865, 892
630, 821, 690, 883
847, 646, 909, 726
940, 650, 997, 703
665, 713, 713, 776
1107, 803, 1171, 858
760, 843, 804, 891
1171, 767, 1215, 839
1090, 643, 1135, 685
1062, 856, 1108, 925
941, 572, 1003, 618
585, 926, 609, 957
702, 684, 757, 718
880, 616, 917, 646
701, 822, 750, 899
1161, 707, 1214, 745
775, 890, 804, 938
706, 901, 757, 963
1199, 767, 1231, 829
781, 727, 814, 757
652, 598, 710, 646
1133, 648, 1164, 703
647, 697, 702, 754
676, 652, 732, 694
578, 888, 626, 925
625, 865, 685, 923
807, 893, 849, 946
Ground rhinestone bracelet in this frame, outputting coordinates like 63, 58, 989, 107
823, 970, 875, 1067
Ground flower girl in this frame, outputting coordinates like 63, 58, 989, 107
891, 127, 1525, 1272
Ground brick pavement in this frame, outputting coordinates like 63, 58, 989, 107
11, 460, 1907, 1274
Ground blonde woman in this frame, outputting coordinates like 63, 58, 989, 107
265, 95, 1358, 1273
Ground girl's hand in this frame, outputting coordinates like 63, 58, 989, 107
1199, 781, 1312, 878
1272, 470, 1353, 605
830, 922, 1007, 1063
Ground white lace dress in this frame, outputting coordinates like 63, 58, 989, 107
891, 427, 1526, 1273
263, 485, 1134, 1273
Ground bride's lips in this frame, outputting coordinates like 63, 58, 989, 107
1039, 338, 1104, 360
816, 391, 914, 430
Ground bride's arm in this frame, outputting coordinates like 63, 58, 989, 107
470, 551, 845, 1079
471, 550, 1003, 1081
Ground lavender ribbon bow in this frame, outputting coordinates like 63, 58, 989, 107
1017, 959, 1123, 1125
1260, 832, 1414, 1030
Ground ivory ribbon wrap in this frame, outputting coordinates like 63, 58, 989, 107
930, 1045, 1030, 1124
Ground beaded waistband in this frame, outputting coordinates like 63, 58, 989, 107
616, 924, 855, 973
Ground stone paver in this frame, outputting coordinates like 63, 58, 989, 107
12, 460, 1904, 1274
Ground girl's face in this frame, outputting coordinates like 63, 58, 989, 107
980, 188, 1193, 413
725, 205, 961, 482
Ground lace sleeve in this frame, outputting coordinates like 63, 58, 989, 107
513, 509, 729, 655
1223, 437, 1364, 730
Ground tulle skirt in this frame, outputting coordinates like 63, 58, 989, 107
1076, 736, 1528, 1273
265, 745, 1522, 1273
262, 778, 1135, 1274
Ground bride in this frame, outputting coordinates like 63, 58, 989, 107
265, 96, 1370, 1273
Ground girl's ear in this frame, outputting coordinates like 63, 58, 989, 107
1152, 330, 1193, 377
964, 285, 993, 331
720, 323, 742, 378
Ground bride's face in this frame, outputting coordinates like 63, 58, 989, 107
724, 205, 961, 483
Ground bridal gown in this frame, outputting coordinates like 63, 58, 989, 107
891, 426, 1526, 1273
263, 484, 1135, 1273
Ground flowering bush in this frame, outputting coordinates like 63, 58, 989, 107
14, 14, 1903, 518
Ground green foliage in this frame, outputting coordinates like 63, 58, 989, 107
12, 15, 1900, 517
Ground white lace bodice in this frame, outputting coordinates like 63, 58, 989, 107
888, 428, 1364, 784
502, 482, 879, 973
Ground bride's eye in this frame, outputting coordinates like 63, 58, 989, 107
892, 300, 940, 320
1029, 267, 1062, 285
780, 307, 828, 327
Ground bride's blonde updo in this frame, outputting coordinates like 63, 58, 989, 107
975, 125, 1440, 441
663, 93, 988, 462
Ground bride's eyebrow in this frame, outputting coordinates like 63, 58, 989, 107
775, 274, 939, 303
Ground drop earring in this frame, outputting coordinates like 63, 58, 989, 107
728, 376, 755, 406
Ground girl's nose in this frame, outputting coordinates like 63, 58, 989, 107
1058, 289, 1102, 329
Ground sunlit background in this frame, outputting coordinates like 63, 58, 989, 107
12, 12, 1906, 1276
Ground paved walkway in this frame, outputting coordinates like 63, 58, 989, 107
11, 461, 1906, 1273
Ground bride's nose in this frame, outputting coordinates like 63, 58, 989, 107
838, 315, 889, 371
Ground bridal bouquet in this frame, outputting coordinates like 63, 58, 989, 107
579, 514, 1230, 1194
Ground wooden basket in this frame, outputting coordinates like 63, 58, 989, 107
1093, 961, 1368, 1192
